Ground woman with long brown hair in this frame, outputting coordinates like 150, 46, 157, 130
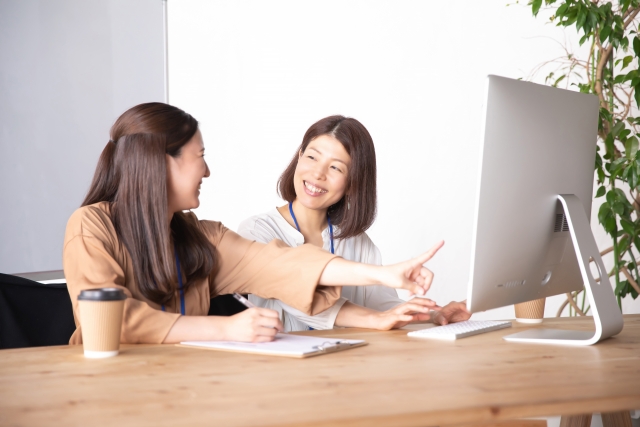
238, 115, 470, 332
63, 103, 443, 344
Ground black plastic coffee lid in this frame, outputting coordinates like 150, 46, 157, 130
78, 288, 127, 301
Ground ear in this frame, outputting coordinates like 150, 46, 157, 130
298, 149, 303, 159
166, 153, 175, 168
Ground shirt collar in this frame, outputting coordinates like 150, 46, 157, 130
268, 207, 337, 246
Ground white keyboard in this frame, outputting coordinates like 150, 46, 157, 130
407, 320, 512, 340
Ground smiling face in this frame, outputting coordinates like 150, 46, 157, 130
166, 129, 210, 214
293, 134, 351, 211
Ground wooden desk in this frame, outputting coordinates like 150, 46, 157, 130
1, 315, 639, 427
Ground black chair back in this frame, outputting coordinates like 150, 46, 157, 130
0, 273, 76, 349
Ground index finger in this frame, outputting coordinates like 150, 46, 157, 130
254, 307, 281, 318
413, 240, 444, 266
406, 296, 440, 308
254, 308, 284, 332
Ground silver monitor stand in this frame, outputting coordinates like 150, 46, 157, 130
503, 194, 624, 345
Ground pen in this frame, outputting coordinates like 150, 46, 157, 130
233, 293, 256, 308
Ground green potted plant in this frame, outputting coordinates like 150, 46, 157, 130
526, 0, 640, 314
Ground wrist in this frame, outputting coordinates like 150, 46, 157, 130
365, 311, 383, 329
216, 316, 232, 341
335, 302, 381, 329
428, 309, 440, 324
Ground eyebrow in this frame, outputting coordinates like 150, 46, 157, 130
308, 147, 348, 166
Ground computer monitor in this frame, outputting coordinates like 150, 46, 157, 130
466, 75, 623, 345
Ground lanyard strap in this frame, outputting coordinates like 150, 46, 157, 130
288, 202, 334, 255
327, 214, 334, 255
161, 248, 186, 315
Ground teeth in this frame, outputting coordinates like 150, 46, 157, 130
305, 181, 326, 194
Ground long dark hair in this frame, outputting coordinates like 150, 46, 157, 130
277, 115, 377, 239
83, 103, 215, 306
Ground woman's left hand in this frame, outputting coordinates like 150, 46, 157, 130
430, 300, 471, 326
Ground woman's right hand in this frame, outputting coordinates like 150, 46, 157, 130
369, 297, 440, 330
222, 307, 284, 342
334, 298, 440, 330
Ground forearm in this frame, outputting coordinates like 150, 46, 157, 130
334, 301, 379, 328
318, 257, 381, 287
163, 316, 227, 343
318, 244, 441, 297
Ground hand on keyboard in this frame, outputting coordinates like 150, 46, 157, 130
370, 297, 440, 330
430, 300, 471, 325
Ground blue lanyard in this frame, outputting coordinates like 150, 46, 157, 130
161, 249, 185, 315
288, 202, 334, 254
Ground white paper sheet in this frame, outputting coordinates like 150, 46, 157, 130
181, 333, 365, 357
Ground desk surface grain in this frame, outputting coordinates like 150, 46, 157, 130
1, 315, 639, 427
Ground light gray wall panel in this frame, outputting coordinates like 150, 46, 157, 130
0, 0, 165, 273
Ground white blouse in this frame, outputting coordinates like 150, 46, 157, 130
237, 208, 403, 331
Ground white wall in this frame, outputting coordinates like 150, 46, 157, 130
168, 0, 640, 318
0, 0, 166, 274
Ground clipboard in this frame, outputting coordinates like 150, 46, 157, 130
178, 333, 367, 358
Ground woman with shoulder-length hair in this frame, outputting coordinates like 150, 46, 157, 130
238, 115, 470, 332
64, 103, 443, 344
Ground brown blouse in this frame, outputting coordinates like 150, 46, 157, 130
63, 202, 340, 344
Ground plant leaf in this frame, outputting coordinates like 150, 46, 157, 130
619, 235, 630, 253
627, 137, 640, 159
600, 25, 612, 43
605, 216, 617, 233
532, 0, 543, 16
621, 218, 636, 235
598, 202, 612, 223
612, 121, 625, 138
616, 280, 629, 298
553, 74, 566, 87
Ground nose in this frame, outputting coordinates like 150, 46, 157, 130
204, 160, 211, 178
312, 162, 326, 180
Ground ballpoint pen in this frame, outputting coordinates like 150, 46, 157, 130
232, 293, 256, 308
232, 293, 286, 334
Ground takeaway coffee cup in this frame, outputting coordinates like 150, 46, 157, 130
514, 298, 546, 324
78, 288, 127, 358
